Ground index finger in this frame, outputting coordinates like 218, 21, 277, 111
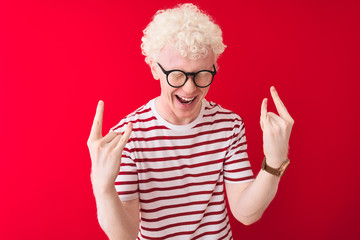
270, 86, 292, 120
89, 100, 104, 141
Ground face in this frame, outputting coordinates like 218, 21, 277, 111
150, 45, 216, 125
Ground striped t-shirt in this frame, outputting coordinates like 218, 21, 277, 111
110, 98, 254, 240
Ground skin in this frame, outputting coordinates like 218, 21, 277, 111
87, 102, 139, 240
87, 46, 294, 237
148, 44, 217, 125
226, 86, 294, 225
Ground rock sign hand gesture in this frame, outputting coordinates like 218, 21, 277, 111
260, 86, 295, 168
87, 101, 133, 194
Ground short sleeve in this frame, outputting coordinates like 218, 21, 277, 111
110, 121, 139, 201
115, 153, 139, 201
223, 118, 254, 183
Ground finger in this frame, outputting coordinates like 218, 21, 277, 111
107, 134, 122, 149
267, 112, 286, 126
260, 98, 273, 131
270, 86, 292, 120
89, 100, 104, 141
102, 131, 119, 143
114, 123, 133, 152
260, 116, 264, 131
261, 98, 268, 120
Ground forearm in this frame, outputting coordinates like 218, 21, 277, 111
235, 170, 280, 224
94, 187, 138, 240
230, 86, 293, 225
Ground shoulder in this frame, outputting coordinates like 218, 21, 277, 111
203, 99, 244, 124
110, 99, 154, 133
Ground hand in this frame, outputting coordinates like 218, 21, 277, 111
87, 100, 133, 195
260, 86, 294, 168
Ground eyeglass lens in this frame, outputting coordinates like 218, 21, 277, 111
168, 71, 213, 87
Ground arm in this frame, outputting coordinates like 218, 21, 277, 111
225, 170, 280, 225
87, 100, 139, 239
226, 86, 294, 225
94, 188, 139, 240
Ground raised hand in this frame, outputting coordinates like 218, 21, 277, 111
87, 100, 133, 194
260, 86, 294, 168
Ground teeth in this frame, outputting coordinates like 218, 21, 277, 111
179, 96, 195, 102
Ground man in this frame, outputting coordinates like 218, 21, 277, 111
87, 3, 294, 240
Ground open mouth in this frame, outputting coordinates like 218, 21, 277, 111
176, 95, 196, 105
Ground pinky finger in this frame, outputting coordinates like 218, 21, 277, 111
114, 122, 133, 152
260, 117, 264, 131
261, 98, 268, 120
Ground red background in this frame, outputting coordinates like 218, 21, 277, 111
1, 0, 359, 239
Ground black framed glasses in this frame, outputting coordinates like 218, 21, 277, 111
157, 62, 217, 88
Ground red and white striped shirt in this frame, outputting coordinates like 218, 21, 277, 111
111, 98, 254, 240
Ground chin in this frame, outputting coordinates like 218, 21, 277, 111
173, 98, 202, 119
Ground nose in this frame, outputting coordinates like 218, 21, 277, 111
182, 76, 197, 93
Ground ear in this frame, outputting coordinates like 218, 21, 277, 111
214, 62, 219, 72
148, 58, 160, 80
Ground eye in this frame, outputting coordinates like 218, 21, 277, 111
196, 72, 211, 80
172, 72, 184, 79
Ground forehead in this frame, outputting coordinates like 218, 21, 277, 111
157, 45, 216, 71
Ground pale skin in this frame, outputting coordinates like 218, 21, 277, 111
87, 72, 294, 238
87, 102, 139, 240
225, 86, 294, 225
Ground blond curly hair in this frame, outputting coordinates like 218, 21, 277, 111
141, 3, 226, 64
